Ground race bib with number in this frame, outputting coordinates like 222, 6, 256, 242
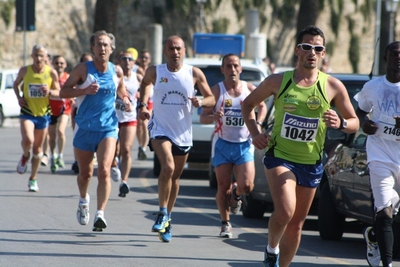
376, 114, 400, 141
280, 113, 319, 142
28, 84, 46, 98
223, 108, 244, 127
115, 98, 130, 112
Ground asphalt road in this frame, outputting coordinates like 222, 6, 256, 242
0, 118, 395, 267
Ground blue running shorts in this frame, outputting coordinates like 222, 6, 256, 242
73, 127, 118, 152
263, 155, 323, 188
212, 138, 254, 167
20, 114, 50, 130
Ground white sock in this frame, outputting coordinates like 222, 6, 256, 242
96, 210, 104, 217
266, 244, 280, 255
79, 194, 90, 203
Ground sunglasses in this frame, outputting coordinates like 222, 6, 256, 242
297, 43, 325, 53
121, 57, 134, 61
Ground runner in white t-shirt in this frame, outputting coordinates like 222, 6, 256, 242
355, 41, 400, 267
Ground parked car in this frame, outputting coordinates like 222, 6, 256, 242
320, 127, 400, 257
228, 73, 373, 219
0, 69, 20, 126
152, 58, 268, 176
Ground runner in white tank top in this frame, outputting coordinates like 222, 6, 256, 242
148, 63, 194, 146
213, 80, 251, 142
138, 36, 215, 242
110, 51, 142, 198
200, 54, 266, 238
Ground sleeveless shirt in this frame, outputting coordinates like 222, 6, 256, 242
149, 64, 194, 146
75, 61, 118, 131
115, 70, 139, 123
21, 65, 53, 117
268, 70, 330, 164
49, 71, 69, 116
214, 81, 251, 143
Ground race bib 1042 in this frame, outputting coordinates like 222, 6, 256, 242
280, 113, 319, 142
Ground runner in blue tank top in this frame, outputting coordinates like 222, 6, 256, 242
60, 30, 132, 232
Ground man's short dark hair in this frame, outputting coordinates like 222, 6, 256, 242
384, 41, 400, 60
296, 25, 325, 46
221, 53, 240, 67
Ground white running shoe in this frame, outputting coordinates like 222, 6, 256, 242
229, 183, 242, 214
219, 222, 233, 238
111, 166, 121, 182
17, 154, 29, 174
28, 180, 39, 192
77, 195, 90, 225
363, 226, 380, 267
93, 213, 107, 232
41, 154, 48, 167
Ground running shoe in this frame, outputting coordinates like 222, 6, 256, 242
363, 226, 380, 267
229, 183, 242, 214
111, 166, 121, 182
50, 158, 58, 173
28, 179, 39, 192
92, 153, 98, 166
93, 213, 107, 232
71, 161, 79, 174
17, 153, 29, 174
118, 182, 130, 197
152, 212, 169, 232
219, 222, 233, 238
263, 251, 280, 267
41, 154, 48, 166
76, 196, 90, 226
138, 147, 147, 160
158, 219, 172, 242
56, 157, 65, 168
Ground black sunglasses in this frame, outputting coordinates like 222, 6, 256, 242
297, 43, 325, 53
121, 57, 134, 61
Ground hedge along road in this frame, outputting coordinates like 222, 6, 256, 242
0, 121, 381, 267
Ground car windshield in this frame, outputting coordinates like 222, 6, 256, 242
195, 66, 264, 95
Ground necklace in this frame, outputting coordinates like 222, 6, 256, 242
167, 65, 180, 72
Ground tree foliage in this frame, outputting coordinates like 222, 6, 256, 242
0, 0, 14, 28
95, 0, 376, 72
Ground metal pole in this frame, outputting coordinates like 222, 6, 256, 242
389, 11, 395, 44
373, 0, 382, 76
23, 0, 27, 66
199, 3, 204, 32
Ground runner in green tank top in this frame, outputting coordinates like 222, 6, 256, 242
242, 26, 359, 267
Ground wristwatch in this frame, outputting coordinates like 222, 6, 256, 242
138, 102, 148, 109
339, 117, 347, 130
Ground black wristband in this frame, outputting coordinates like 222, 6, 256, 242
138, 102, 147, 109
